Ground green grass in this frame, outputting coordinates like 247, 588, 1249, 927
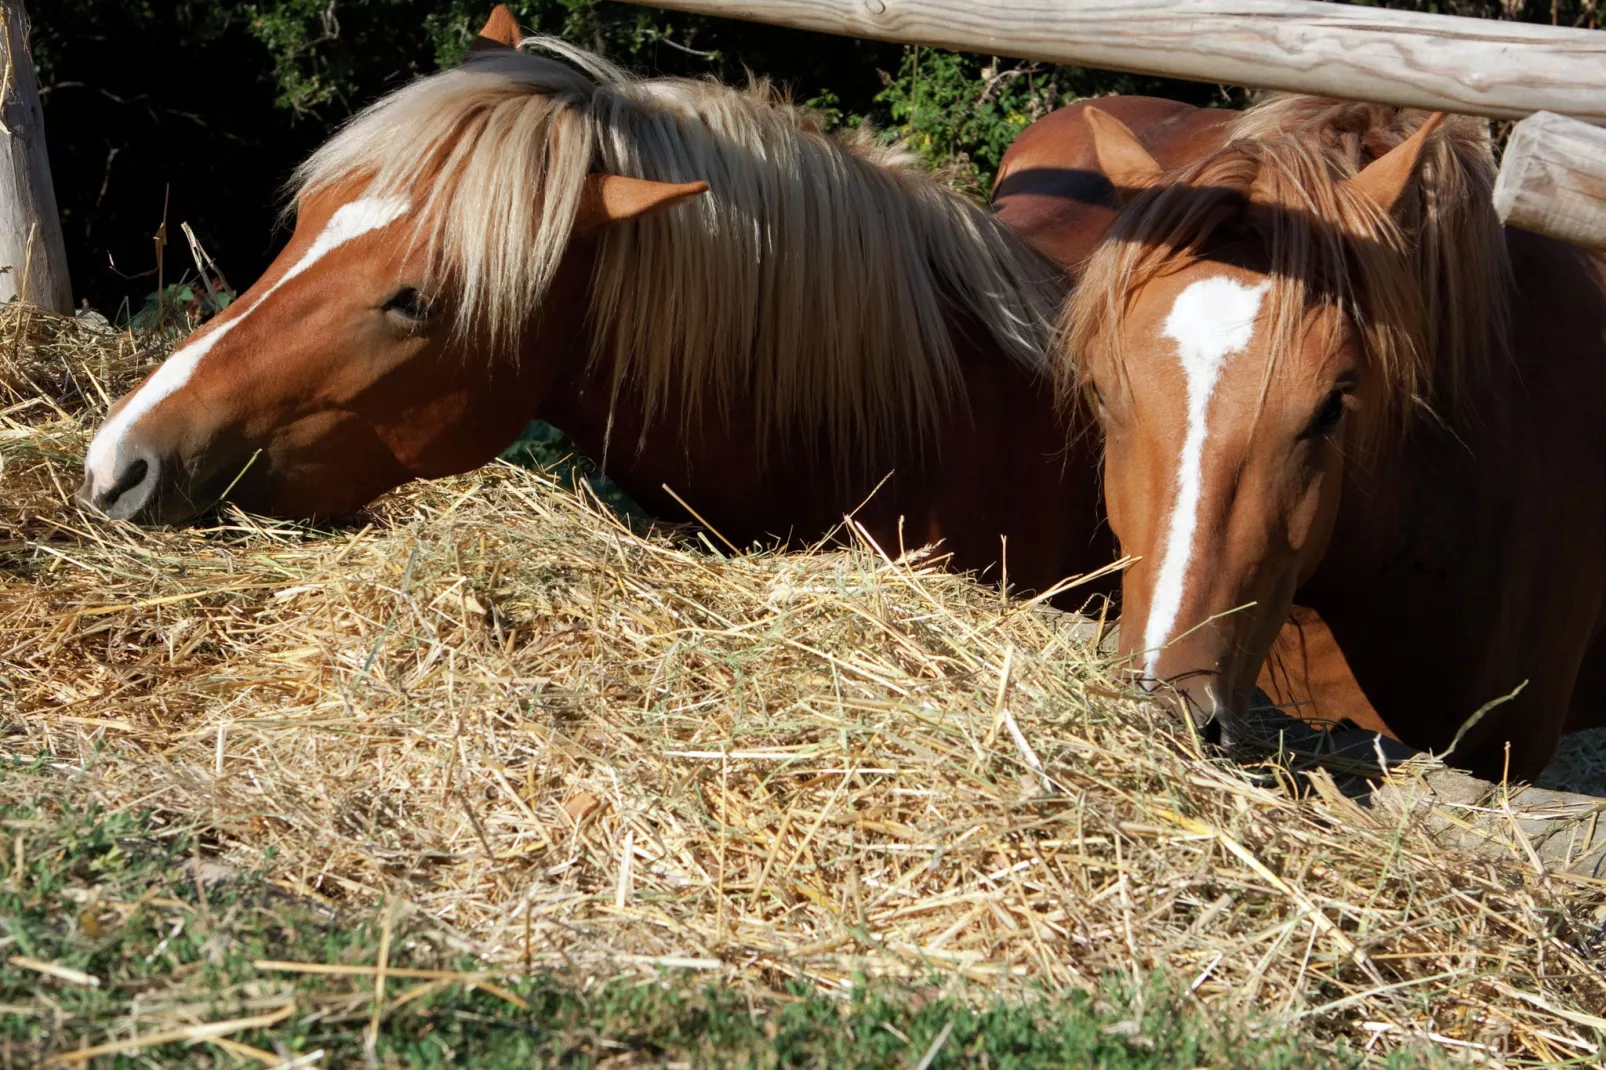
0, 768, 1436, 1068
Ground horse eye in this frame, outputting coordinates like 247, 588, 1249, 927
1306, 388, 1348, 438
382, 287, 438, 323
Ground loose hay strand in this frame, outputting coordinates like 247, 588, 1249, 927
3, 306, 1606, 1061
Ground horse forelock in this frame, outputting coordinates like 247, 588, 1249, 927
1060, 96, 1511, 448
289, 43, 1065, 466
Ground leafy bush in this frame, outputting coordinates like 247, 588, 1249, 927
130, 279, 234, 331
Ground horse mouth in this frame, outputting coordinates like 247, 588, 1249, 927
75, 461, 237, 527
75, 459, 149, 518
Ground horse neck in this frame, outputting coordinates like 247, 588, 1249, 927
531, 281, 1099, 587
526, 241, 881, 546
538, 353, 849, 545
1384, 227, 1598, 453
1308, 227, 1606, 585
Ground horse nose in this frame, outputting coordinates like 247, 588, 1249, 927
77, 450, 160, 519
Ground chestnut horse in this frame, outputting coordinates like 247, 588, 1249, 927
76, 20, 1373, 733
993, 99, 1386, 736
1057, 95, 1606, 779
77, 37, 1104, 594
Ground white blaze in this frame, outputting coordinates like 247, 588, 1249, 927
1140, 275, 1271, 685
84, 195, 411, 490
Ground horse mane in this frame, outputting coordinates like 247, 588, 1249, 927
1062, 95, 1510, 443
292, 42, 1064, 462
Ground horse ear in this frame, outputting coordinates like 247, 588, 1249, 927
468, 5, 522, 54
1084, 107, 1164, 202
1346, 112, 1445, 214
574, 175, 710, 232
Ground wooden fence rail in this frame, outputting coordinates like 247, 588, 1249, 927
1495, 112, 1606, 251
613, 0, 1606, 125
615, 0, 1606, 248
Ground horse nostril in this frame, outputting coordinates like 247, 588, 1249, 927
104, 458, 149, 505
86, 455, 157, 517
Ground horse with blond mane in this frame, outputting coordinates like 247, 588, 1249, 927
1049, 94, 1606, 779
77, 28, 1105, 593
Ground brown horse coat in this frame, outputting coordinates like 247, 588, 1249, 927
994, 97, 1387, 738
74, 25, 1382, 743
1053, 95, 1606, 779
76, 38, 1107, 600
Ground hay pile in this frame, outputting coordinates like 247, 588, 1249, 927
4, 305, 1606, 1063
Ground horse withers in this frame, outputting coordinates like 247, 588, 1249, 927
1060, 96, 1606, 779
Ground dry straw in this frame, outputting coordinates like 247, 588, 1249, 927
4, 305, 1605, 1062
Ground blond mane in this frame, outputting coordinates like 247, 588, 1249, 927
292, 42, 1064, 462
1062, 96, 1510, 443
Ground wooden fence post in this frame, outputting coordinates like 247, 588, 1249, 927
0, 1, 70, 312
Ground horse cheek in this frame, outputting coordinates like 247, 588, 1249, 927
1289, 460, 1343, 587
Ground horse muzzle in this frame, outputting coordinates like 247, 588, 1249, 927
1132, 616, 1271, 750
76, 447, 218, 525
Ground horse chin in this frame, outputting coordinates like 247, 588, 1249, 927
246, 453, 412, 522
74, 443, 395, 527
1203, 688, 1306, 761
75, 485, 205, 527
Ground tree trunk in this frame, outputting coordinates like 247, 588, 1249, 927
0, 1, 69, 312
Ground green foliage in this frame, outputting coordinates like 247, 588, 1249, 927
130, 279, 235, 331
878, 48, 1049, 190
500, 419, 645, 520
877, 49, 1251, 190
0, 768, 1439, 1066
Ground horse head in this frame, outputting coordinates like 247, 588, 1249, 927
77, 11, 707, 524
1064, 106, 1442, 746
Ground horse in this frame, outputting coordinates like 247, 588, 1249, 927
1053, 94, 1606, 779
75, 14, 1375, 736
993, 97, 1390, 738
76, 30, 1106, 598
